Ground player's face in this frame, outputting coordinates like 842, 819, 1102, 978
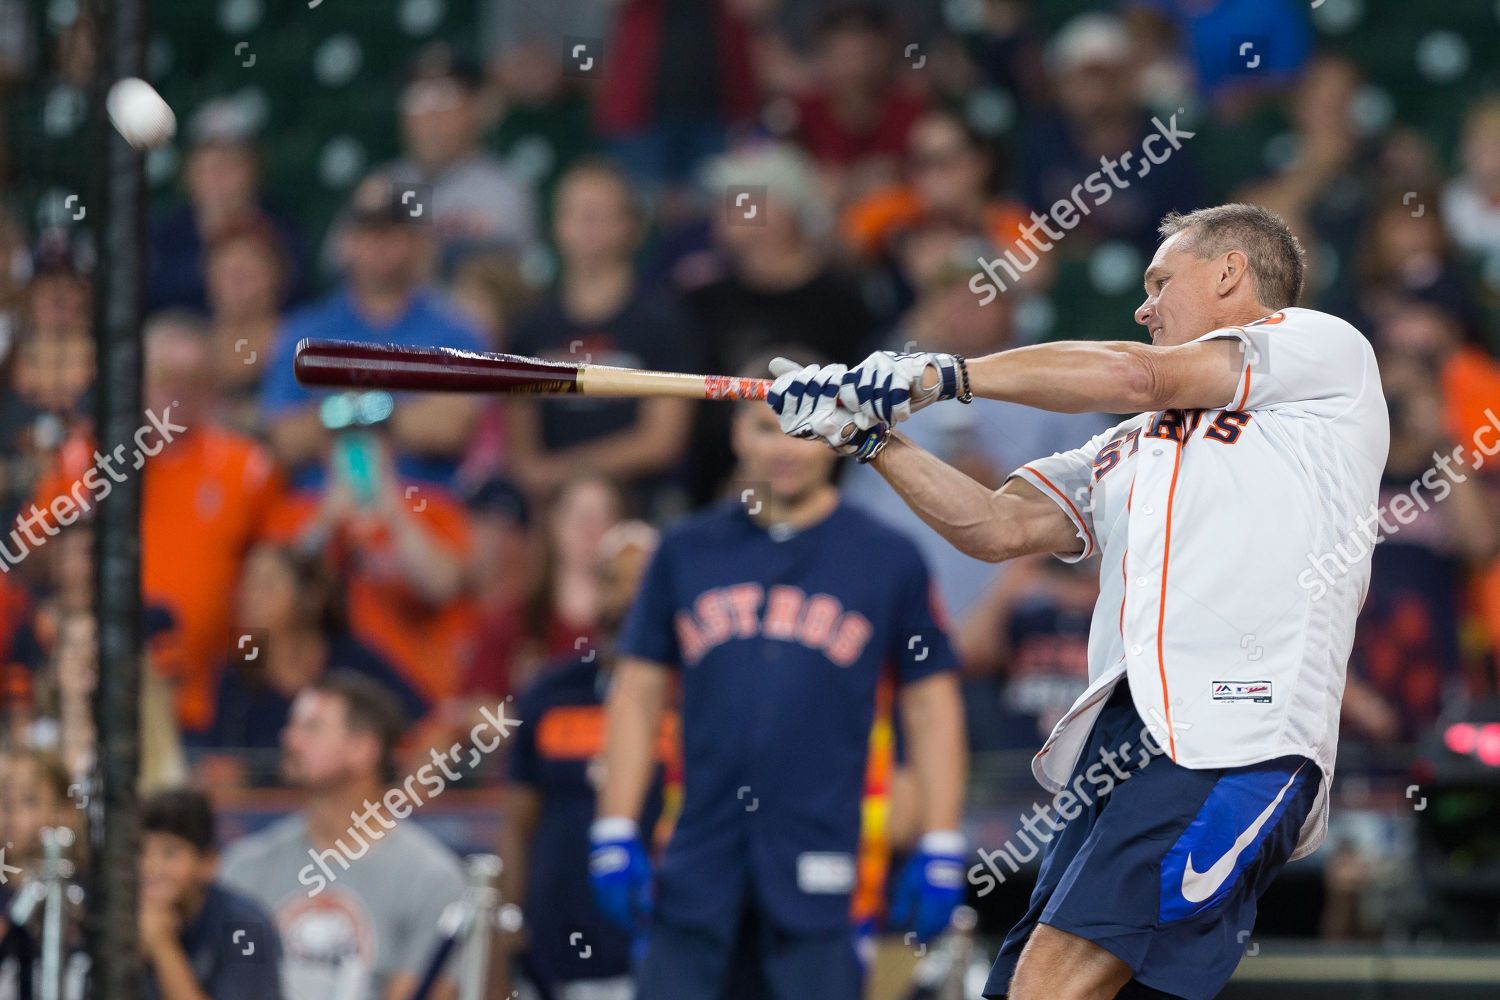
1135, 230, 1224, 347
734, 402, 838, 503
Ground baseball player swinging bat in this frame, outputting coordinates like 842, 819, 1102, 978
292, 340, 930, 460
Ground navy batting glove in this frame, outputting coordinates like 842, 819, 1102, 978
891, 830, 967, 943
589, 818, 653, 932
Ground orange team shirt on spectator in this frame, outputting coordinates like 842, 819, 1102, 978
266, 489, 477, 706
841, 186, 1032, 260
34, 427, 282, 733
1442, 345, 1500, 665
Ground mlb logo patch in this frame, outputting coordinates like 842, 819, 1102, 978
1212, 680, 1272, 704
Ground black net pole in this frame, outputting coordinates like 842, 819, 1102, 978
88, 0, 148, 992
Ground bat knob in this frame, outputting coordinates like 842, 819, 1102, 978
845, 423, 889, 464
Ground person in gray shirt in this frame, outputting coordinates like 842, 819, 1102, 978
219, 673, 466, 1000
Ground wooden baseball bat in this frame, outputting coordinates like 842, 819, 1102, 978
292, 338, 770, 402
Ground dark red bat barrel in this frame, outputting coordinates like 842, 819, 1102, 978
293, 339, 581, 394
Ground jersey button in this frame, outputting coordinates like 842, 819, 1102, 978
1151, 448, 1163, 456
1130, 644, 1143, 656
1136, 576, 1149, 587
1142, 505, 1155, 515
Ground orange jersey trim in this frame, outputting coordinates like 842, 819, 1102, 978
1021, 464, 1096, 555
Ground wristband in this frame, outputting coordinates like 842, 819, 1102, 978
919, 829, 968, 855
590, 816, 639, 841
953, 355, 973, 404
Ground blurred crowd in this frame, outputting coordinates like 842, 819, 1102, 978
1, 0, 1500, 984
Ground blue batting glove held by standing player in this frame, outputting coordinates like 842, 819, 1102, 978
589, 817, 653, 932
892, 830, 967, 943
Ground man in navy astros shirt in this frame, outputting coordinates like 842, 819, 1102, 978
592, 354, 969, 999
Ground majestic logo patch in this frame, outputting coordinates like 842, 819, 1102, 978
1212, 680, 1272, 703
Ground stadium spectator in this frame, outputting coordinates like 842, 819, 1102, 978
594, 0, 758, 194
1021, 12, 1204, 253
1373, 301, 1500, 671
493, 519, 669, 999
446, 252, 538, 484
148, 99, 310, 312
1342, 196, 1477, 334
0, 239, 94, 505
292, 430, 475, 707
683, 144, 877, 502
956, 556, 1096, 753
1122, 0, 1311, 113
1444, 95, 1500, 259
137, 312, 282, 737
840, 108, 1032, 269
260, 174, 484, 492
506, 161, 696, 513
197, 544, 426, 774
203, 217, 291, 437
792, 4, 927, 197
138, 789, 283, 1000
467, 475, 622, 699
23, 310, 280, 737
841, 233, 1110, 616
0, 748, 86, 997
450, 476, 536, 709
220, 672, 466, 1000
1345, 341, 1496, 742
1234, 55, 1374, 277
373, 44, 538, 275
488, 31, 599, 234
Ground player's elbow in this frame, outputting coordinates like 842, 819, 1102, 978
1113, 343, 1173, 412
964, 503, 1029, 563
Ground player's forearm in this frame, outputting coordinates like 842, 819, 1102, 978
599, 661, 668, 821
869, 434, 1029, 563
900, 673, 967, 832
965, 341, 1161, 414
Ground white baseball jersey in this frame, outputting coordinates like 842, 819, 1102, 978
1010, 307, 1388, 859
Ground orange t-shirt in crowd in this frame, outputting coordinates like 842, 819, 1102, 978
1442, 345, 1500, 666
841, 186, 1032, 260
34, 426, 283, 733
266, 488, 477, 706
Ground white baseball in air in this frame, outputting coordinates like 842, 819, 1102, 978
106, 77, 176, 150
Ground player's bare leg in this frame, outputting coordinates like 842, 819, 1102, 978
1005, 924, 1133, 1000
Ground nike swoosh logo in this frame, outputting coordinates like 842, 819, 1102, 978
1181, 763, 1305, 904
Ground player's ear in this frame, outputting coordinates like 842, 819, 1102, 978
1217, 249, 1250, 298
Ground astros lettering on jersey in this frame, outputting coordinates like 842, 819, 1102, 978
1010, 307, 1389, 860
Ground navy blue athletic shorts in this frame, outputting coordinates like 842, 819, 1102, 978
638, 904, 862, 1000
983, 680, 1319, 1000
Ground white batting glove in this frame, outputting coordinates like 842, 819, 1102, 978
837, 351, 969, 427
766, 358, 890, 462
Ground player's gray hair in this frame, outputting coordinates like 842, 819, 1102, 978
1158, 204, 1306, 309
